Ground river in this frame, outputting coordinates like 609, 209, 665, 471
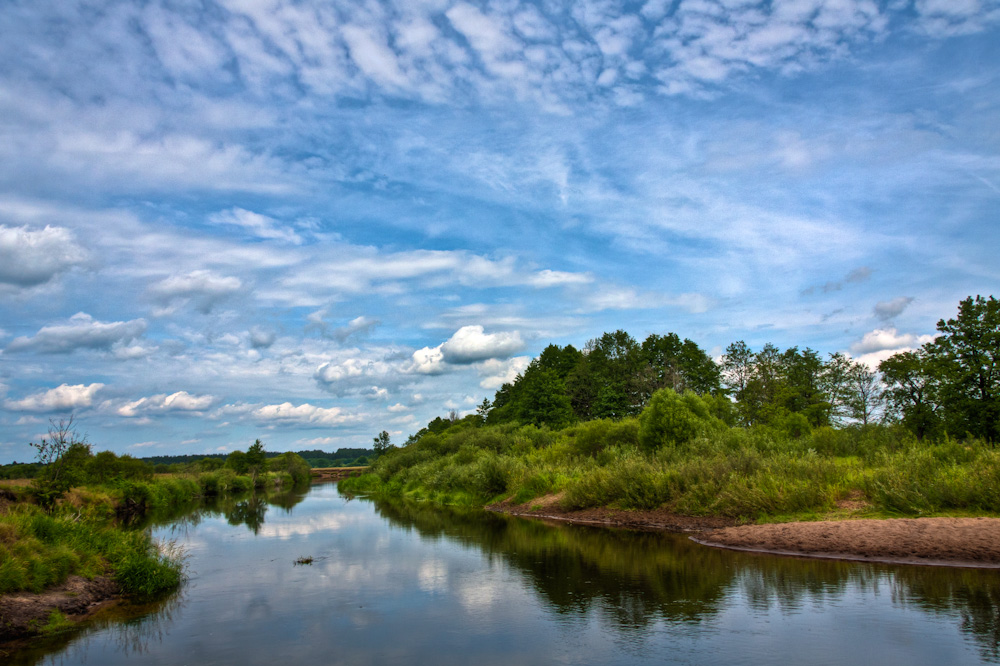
9, 482, 1000, 665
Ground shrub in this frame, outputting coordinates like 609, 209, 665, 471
638, 389, 713, 451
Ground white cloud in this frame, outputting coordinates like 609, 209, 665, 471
5, 383, 104, 412
342, 24, 410, 89
251, 402, 361, 427
850, 328, 936, 355
0, 225, 89, 287
116, 391, 216, 417
477, 356, 531, 390
439, 325, 524, 364
528, 269, 593, 287
580, 287, 710, 313
5, 313, 147, 354
410, 345, 447, 375
209, 207, 302, 244
150, 270, 243, 314
331, 316, 380, 343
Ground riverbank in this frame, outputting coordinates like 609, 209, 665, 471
0, 576, 120, 643
487, 494, 1000, 568
693, 517, 1000, 568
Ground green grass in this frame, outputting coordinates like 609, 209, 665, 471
0, 503, 185, 599
341, 421, 1000, 523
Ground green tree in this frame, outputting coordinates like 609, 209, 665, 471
879, 349, 942, 440
226, 450, 249, 475
638, 388, 714, 450
927, 295, 1000, 441
246, 439, 267, 486
515, 362, 574, 427
29, 417, 93, 505
640, 333, 721, 398
568, 330, 644, 420
373, 430, 392, 458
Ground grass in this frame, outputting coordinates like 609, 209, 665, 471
341, 420, 1000, 523
0, 503, 185, 599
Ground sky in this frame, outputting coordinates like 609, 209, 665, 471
0, 0, 998, 463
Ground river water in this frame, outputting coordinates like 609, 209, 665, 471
11, 482, 1000, 665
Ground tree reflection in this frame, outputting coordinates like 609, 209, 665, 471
371, 496, 1000, 658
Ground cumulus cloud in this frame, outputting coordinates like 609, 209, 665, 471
410, 345, 447, 375
209, 207, 302, 244
440, 326, 524, 364
116, 391, 216, 417
150, 270, 243, 314
477, 356, 531, 390
251, 402, 361, 427
850, 328, 936, 355
0, 225, 89, 287
5, 313, 147, 354
5, 383, 104, 412
249, 327, 276, 349
874, 297, 915, 321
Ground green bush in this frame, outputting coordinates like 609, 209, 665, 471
638, 389, 713, 451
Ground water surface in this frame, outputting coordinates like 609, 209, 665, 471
11, 483, 1000, 665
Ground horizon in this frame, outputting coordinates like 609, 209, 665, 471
1, 1, 997, 464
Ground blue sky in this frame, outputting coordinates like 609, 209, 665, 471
1, 0, 997, 462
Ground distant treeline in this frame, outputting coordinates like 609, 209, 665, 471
1, 447, 373, 480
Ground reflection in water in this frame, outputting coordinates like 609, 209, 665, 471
7, 483, 1000, 665
372, 497, 1000, 661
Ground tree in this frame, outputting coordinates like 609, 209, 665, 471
476, 398, 492, 423
29, 417, 92, 505
879, 349, 941, 440
246, 439, 267, 486
639, 333, 722, 399
373, 430, 391, 458
515, 362, 574, 427
226, 450, 249, 475
928, 295, 1000, 441
846, 362, 883, 426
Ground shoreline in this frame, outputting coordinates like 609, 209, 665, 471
488, 496, 1000, 569
0, 576, 121, 645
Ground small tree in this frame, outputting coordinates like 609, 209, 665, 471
373, 430, 391, 458
246, 439, 267, 486
29, 417, 92, 506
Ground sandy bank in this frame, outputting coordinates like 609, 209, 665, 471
694, 517, 1000, 568
489, 495, 1000, 568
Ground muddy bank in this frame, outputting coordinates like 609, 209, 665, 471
0, 575, 119, 643
694, 517, 1000, 568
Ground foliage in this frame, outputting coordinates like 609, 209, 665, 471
373, 430, 393, 459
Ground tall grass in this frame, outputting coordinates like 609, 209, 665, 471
341, 418, 1000, 522
0, 504, 183, 598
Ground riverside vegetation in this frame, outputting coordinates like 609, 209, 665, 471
0, 429, 312, 635
343, 295, 1000, 522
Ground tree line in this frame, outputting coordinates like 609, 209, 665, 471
465, 295, 998, 443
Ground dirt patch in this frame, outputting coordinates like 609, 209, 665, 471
0, 575, 120, 643
488, 495, 737, 532
694, 517, 1000, 568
